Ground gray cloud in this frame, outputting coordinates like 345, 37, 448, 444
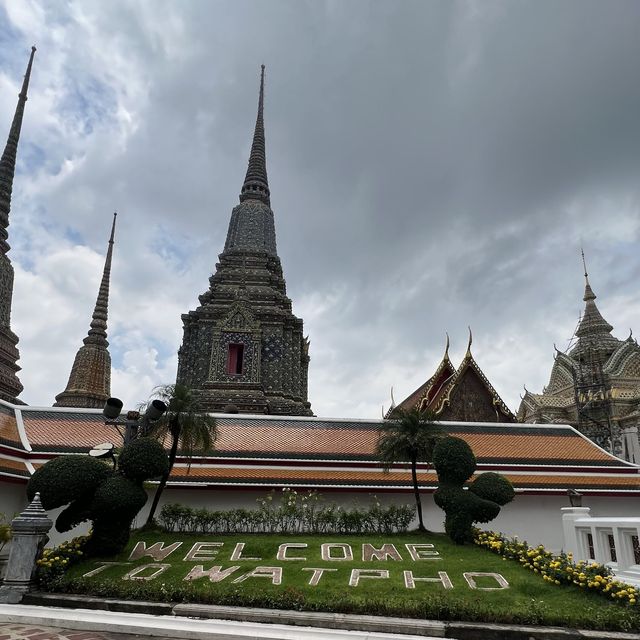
1, 0, 639, 416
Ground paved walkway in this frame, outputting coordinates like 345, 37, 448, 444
0, 624, 156, 640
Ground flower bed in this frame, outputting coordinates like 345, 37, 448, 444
36, 535, 89, 590
474, 530, 637, 606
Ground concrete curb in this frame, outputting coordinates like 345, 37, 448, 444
17, 592, 640, 640
2, 603, 433, 640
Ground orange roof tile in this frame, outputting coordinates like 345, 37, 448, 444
0, 455, 29, 478
0, 406, 21, 449
166, 464, 640, 491
18, 409, 628, 468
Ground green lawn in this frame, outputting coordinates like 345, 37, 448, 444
54, 531, 639, 632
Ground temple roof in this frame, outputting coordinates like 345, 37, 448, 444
391, 339, 456, 416
2, 401, 637, 495
392, 334, 515, 422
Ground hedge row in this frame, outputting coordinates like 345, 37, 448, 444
160, 490, 414, 535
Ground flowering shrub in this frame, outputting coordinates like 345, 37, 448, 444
475, 530, 638, 606
160, 490, 414, 535
36, 534, 90, 590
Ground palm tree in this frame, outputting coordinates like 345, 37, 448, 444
144, 384, 217, 525
376, 408, 443, 532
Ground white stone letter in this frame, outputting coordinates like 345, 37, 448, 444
403, 571, 453, 589
463, 572, 509, 590
122, 563, 170, 581
321, 543, 353, 561
277, 543, 308, 561
362, 544, 403, 562
349, 569, 389, 587
184, 565, 240, 582
302, 567, 337, 586
405, 544, 440, 561
128, 541, 182, 561
232, 566, 282, 585
230, 542, 261, 561
183, 542, 223, 561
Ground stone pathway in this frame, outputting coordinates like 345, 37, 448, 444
0, 624, 167, 640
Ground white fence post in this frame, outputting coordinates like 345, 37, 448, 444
560, 507, 640, 586
561, 506, 591, 560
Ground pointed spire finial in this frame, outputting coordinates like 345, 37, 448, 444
465, 326, 473, 357
19, 47, 37, 101
86, 213, 117, 346
109, 211, 117, 244
580, 248, 596, 301
239, 65, 270, 206
0, 46, 37, 254
444, 332, 450, 360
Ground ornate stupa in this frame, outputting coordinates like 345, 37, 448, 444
518, 254, 640, 463
177, 67, 312, 415
54, 213, 117, 408
0, 47, 36, 404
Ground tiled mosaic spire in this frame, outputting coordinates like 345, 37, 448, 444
0, 47, 36, 404
178, 67, 312, 415
54, 214, 117, 408
239, 65, 270, 207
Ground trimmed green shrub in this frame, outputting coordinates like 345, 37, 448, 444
470, 472, 515, 506
27, 456, 112, 510
433, 437, 514, 544
92, 475, 148, 518
26, 437, 169, 557
55, 500, 92, 533
118, 438, 168, 482
432, 437, 476, 485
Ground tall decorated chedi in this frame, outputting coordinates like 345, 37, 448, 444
0, 47, 36, 404
54, 213, 117, 408
518, 254, 640, 463
178, 67, 312, 415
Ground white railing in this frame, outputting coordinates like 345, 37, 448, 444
561, 507, 640, 586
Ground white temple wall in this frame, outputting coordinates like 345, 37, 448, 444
3, 480, 639, 552
133, 487, 640, 553
0, 481, 28, 521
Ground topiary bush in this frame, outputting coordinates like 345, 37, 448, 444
433, 436, 514, 544
26, 437, 169, 557
117, 438, 168, 482
470, 471, 515, 506
432, 436, 476, 485
27, 456, 112, 510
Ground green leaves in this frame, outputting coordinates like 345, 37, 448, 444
376, 408, 444, 469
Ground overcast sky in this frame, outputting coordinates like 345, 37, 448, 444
0, 0, 639, 417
